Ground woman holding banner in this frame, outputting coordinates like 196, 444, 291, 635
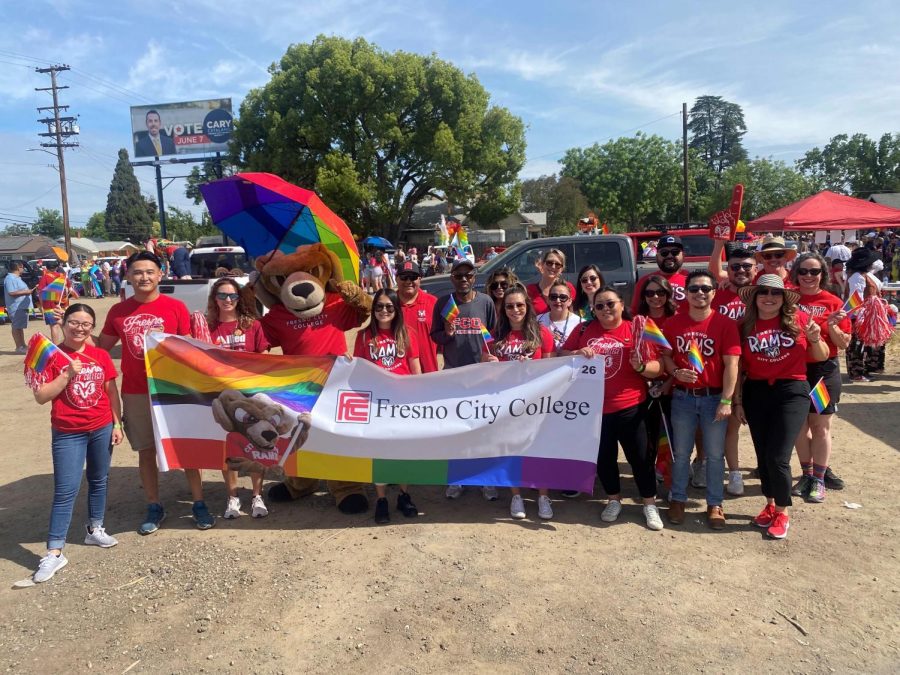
561, 286, 665, 531
353, 289, 420, 524
483, 284, 556, 519
790, 253, 851, 503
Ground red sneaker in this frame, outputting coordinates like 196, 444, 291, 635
767, 511, 790, 539
753, 503, 777, 528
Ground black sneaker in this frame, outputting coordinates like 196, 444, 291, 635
374, 497, 390, 524
791, 475, 814, 498
396, 491, 419, 518
824, 467, 845, 490
560, 490, 581, 499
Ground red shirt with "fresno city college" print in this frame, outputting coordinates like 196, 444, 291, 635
741, 312, 812, 382
44, 343, 118, 432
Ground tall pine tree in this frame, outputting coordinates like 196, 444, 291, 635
688, 96, 748, 184
105, 148, 152, 243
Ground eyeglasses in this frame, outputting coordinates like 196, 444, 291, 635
580, 275, 600, 284
66, 320, 94, 330
643, 288, 667, 298
451, 272, 474, 280
397, 274, 418, 282
373, 303, 396, 312
658, 249, 681, 258
543, 260, 564, 269
489, 281, 508, 290
548, 293, 570, 302
216, 292, 239, 301
756, 288, 784, 297
687, 285, 714, 294
729, 263, 754, 271
761, 252, 785, 260
796, 268, 823, 276
593, 301, 619, 311
505, 302, 527, 310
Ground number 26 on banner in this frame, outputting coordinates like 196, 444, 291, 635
573, 357, 604, 380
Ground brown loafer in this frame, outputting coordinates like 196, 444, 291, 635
668, 500, 685, 525
707, 505, 726, 530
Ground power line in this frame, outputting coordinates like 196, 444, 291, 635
2, 185, 61, 210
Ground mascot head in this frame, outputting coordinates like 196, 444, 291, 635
254, 243, 343, 319
211, 390, 298, 450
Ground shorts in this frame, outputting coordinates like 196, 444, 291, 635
10, 306, 29, 329
123, 393, 155, 451
807, 357, 841, 415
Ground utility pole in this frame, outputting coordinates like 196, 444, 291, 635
682, 102, 690, 223
36, 64, 78, 262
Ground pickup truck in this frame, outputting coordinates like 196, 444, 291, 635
418, 234, 637, 306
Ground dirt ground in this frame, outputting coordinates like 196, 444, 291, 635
0, 296, 898, 674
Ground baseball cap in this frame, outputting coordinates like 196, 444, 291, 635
396, 261, 422, 277
658, 235, 683, 249
451, 258, 475, 272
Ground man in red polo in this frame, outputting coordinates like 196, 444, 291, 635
395, 261, 439, 373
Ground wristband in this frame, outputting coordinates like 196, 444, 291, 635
635, 363, 646, 374
719, 398, 732, 406
113, 422, 122, 430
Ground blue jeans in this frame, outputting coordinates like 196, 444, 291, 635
47, 424, 113, 550
670, 391, 727, 506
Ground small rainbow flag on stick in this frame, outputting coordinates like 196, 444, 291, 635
809, 376, 831, 414
480, 324, 494, 346
442, 295, 460, 323
842, 290, 863, 314
641, 318, 672, 351
24, 333, 72, 373
686, 339, 705, 373
40, 276, 67, 304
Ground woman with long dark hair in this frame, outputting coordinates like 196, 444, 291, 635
736, 275, 828, 539
573, 264, 605, 320
526, 248, 577, 315
536, 278, 583, 353
484, 267, 519, 318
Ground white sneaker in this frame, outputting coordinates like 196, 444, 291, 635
600, 500, 623, 522
510, 494, 526, 519
538, 495, 554, 520
482, 486, 499, 501
223, 496, 242, 519
726, 471, 744, 496
643, 504, 664, 531
691, 459, 707, 488
33, 552, 68, 583
84, 525, 118, 548
445, 485, 464, 499
251, 495, 268, 518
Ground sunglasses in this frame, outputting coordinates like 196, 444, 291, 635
397, 274, 418, 281
215, 292, 239, 301
756, 288, 784, 297
489, 281, 509, 290
451, 272, 475, 280
729, 263, 754, 271
593, 301, 619, 311
687, 285, 714, 294
643, 288, 668, 298
580, 275, 600, 284
505, 302, 527, 310
374, 303, 396, 312
549, 293, 570, 302
761, 252, 785, 260
796, 268, 823, 276
543, 260, 564, 269
658, 249, 681, 258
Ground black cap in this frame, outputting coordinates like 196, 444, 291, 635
658, 235, 683, 249
396, 260, 422, 277
451, 258, 475, 272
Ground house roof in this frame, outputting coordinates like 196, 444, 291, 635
869, 193, 900, 210
0, 235, 60, 255
69, 237, 100, 252
521, 212, 547, 226
92, 240, 138, 251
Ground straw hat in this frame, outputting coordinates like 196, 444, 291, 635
754, 235, 797, 262
737, 273, 800, 305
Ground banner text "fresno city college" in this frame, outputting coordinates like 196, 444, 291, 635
373, 396, 591, 425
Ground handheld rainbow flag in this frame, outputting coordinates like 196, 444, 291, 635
654, 406, 674, 490
686, 339, 705, 373
480, 324, 494, 346
23, 333, 72, 373
641, 318, 672, 351
40, 276, 68, 304
842, 290, 863, 313
442, 295, 460, 323
809, 377, 831, 414
0, 307, 7, 321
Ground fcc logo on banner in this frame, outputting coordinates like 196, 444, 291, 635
336, 390, 372, 423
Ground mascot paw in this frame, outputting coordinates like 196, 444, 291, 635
267, 482, 298, 503
226, 457, 267, 476
337, 493, 369, 515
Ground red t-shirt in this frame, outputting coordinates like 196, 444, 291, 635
526, 282, 577, 315
741, 312, 811, 382
710, 287, 746, 322
401, 291, 438, 373
37, 271, 70, 311
45, 344, 118, 432
353, 328, 419, 375
210, 320, 269, 353
225, 431, 290, 468
796, 290, 850, 360
260, 293, 360, 357
631, 270, 688, 315
562, 320, 653, 414
662, 311, 741, 388
102, 294, 190, 394
493, 326, 555, 361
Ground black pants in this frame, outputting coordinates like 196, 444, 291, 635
598, 403, 657, 499
742, 379, 810, 507
644, 393, 672, 457
846, 336, 886, 378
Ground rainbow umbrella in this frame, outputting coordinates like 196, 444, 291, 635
199, 173, 359, 282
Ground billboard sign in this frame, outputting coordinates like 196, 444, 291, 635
131, 98, 234, 158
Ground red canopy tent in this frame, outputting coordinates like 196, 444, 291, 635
746, 190, 900, 232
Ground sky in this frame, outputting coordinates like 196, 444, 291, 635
2, 0, 899, 236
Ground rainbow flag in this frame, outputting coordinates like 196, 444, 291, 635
24, 333, 64, 373
40, 276, 67, 303
480, 324, 494, 346
809, 377, 831, 414
641, 318, 672, 351
842, 290, 863, 313
687, 339, 705, 373
442, 295, 460, 323
654, 409, 673, 490
0, 307, 7, 321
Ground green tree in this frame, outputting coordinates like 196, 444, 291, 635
561, 133, 684, 231
105, 148, 153, 243
689, 95, 748, 184
520, 175, 558, 212
84, 211, 108, 239
796, 132, 900, 197
1, 223, 32, 236
707, 158, 817, 221
231, 35, 526, 242
546, 176, 589, 236
31, 207, 64, 238
164, 206, 218, 243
